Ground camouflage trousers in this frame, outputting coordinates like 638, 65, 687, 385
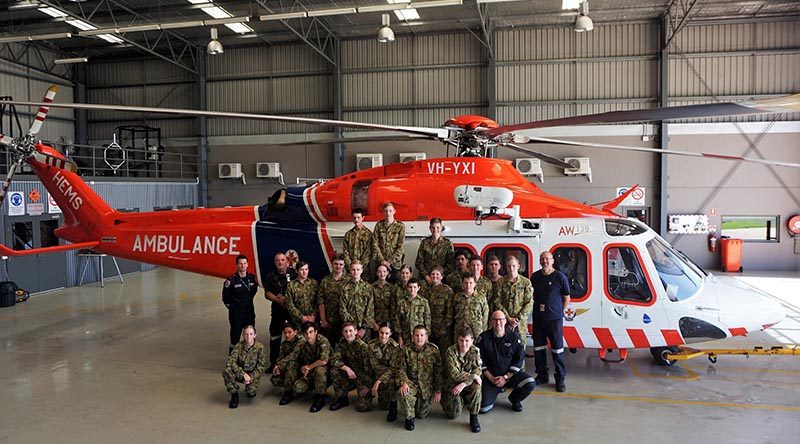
285, 361, 328, 395
399, 384, 434, 420
269, 372, 286, 389
430, 334, 452, 357
330, 369, 373, 412
222, 368, 261, 396
376, 380, 397, 410
441, 382, 481, 418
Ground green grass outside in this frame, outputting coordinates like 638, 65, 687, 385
722, 219, 768, 229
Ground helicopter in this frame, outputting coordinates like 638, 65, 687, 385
0, 86, 796, 366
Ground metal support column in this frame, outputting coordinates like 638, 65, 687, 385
658, 16, 670, 237
75, 64, 88, 147
196, 51, 209, 207
332, 40, 345, 177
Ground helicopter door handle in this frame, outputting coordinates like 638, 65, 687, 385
695, 305, 719, 311
613, 305, 628, 319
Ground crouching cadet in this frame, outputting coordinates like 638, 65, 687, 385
222, 325, 266, 408
442, 326, 482, 433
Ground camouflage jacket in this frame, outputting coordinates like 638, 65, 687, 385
395, 296, 431, 344
226, 341, 266, 380
317, 274, 348, 324
415, 236, 455, 278
421, 283, 454, 343
475, 276, 493, 300
340, 279, 375, 329
444, 344, 482, 388
488, 277, 504, 313
453, 292, 489, 343
445, 270, 467, 294
288, 335, 332, 365
286, 278, 319, 325
343, 226, 374, 269
395, 342, 443, 397
373, 219, 405, 269
276, 335, 304, 370
373, 281, 401, 326
333, 338, 374, 387
368, 337, 400, 384
495, 275, 533, 332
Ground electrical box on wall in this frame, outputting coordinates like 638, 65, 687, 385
399, 152, 426, 163
515, 158, 544, 182
356, 153, 383, 171
563, 157, 592, 182
218, 163, 242, 179
256, 162, 281, 178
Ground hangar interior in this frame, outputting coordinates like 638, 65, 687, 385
0, 1, 799, 443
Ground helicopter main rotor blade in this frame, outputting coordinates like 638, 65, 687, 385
27, 85, 58, 137
0, 99, 452, 140
498, 143, 575, 169
0, 133, 13, 146
0, 158, 23, 211
484, 93, 800, 138
265, 134, 435, 147
526, 135, 800, 169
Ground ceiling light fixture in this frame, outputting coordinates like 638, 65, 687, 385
54, 57, 88, 64
9, 1, 42, 10
207, 27, 223, 55
307, 8, 357, 17
574, 1, 593, 32
377, 13, 395, 43
260, 11, 308, 21
561, 0, 580, 9
0, 32, 72, 43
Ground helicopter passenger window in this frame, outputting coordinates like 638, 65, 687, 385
606, 246, 652, 303
552, 247, 589, 300
483, 247, 529, 278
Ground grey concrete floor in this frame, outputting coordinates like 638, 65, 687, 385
1, 268, 798, 444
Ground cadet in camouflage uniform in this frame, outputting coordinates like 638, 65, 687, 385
372, 264, 400, 333
453, 273, 489, 344
445, 250, 470, 293
343, 208, 374, 275
485, 255, 504, 313
396, 325, 443, 431
222, 325, 266, 408
395, 278, 431, 347
283, 322, 331, 412
373, 202, 406, 272
442, 326, 482, 433
495, 256, 533, 347
469, 255, 494, 307
421, 266, 454, 352
317, 254, 348, 344
330, 322, 375, 412
397, 264, 413, 290
286, 261, 320, 327
415, 217, 455, 281
271, 323, 304, 400
370, 322, 401, 421
340, 261, 375, 340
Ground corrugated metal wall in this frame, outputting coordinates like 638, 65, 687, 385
0, 179, 198, 287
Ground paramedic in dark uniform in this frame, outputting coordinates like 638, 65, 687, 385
531, 251, 570, 392
223, 254, 259, 354
265, 252, 298, 371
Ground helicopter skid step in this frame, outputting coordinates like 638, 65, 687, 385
598, 348, 629, 363
666, 345, 800, 363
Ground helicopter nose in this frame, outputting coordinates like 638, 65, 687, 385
716, 277, 786, 334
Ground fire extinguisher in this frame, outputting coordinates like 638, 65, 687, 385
708, 233, 717, 253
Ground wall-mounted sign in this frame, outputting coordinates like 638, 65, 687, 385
616, 187, 645, 206
668, 214, 710, 234
48, 193, 62, 214
8, 191, 24, 216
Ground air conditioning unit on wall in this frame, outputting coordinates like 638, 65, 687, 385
515, 158, 544, 183
218, 163, 242, 179
399, 152, 426, 163
563, 157, 592, 182
256, 162, 280, 178
356, 153, 383, 171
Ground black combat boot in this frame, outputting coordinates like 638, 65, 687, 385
404, 418, 415, 431
310, 394, 326, 413
329, 396, 350, 411
556, 380, 566, 393
386, 401, 398, 422
228, 392, 239, 409
470, 414, 481, 433
279, 390, 294, 405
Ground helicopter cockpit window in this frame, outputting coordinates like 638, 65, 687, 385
605, 219, 648, 237
606, 246, 652, 303
553, 247, 589, 300
483, 247, 529, 278
645, 238, 702, 302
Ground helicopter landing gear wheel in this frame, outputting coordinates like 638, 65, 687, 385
650, 346, 680, 366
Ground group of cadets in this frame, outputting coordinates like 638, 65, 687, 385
222, 202, 571, 433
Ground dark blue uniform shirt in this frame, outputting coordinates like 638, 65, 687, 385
531, 269, 570, 321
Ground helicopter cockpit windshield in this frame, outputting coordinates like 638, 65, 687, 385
604, 218, 648, 236
645, 237, 704, 302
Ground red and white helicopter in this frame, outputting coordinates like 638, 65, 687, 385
1, 86, 797, 365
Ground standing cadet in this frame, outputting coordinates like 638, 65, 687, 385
495, 256, 533, 354
343, 208, 373, 276
222, 255, 259, 353
373, 201, 405, 276
531, 251, 570, 392
283, 322, 331, 412
477, 311, 536, 413
318, 253, 348, 344
396, 325, 443, 431
222, 325, 266, 408
396, 264, 413, 290
370, 322, 400, 422
265, 252, 297, 371
445, 250, 470, 292
469, 256, 493, 304
442, 326, 482, 433
286, 261, 319, 327
372, 264, 400, 334
421, 266, 454, 352
330, 322, 374, 412
484, 255, 504, 312
271, 323, 304, 405
415, 217, 455, 282
395, 278, 431, 348
340, 261, 375, 340
453, 273, 489, 344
